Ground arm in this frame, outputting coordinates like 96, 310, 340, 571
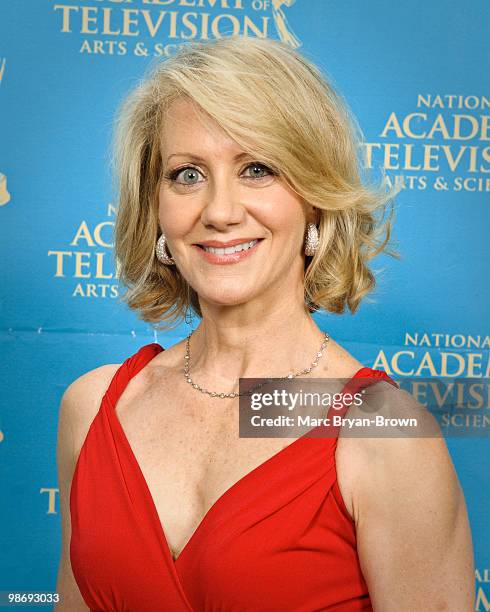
54, 365, 119, 611
353, 428, 475, 610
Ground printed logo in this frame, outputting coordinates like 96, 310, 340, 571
362, 94, 490, 193
52, 0, 302, 56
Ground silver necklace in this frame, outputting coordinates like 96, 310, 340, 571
183, 330, 330, 398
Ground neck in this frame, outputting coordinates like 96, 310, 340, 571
186, 299, 327, 388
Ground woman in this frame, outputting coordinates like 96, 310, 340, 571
56, 36, 475, 610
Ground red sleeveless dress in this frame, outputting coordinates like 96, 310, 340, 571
70, 343, 398, 611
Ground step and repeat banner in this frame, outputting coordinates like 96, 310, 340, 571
1, 1, 488, 609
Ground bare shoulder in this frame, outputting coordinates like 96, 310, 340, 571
59, 363, 122, 459
342, 380, 450, 521
55, 362, 121, 611
334, 373, 434, 521
337, 382, 475, 608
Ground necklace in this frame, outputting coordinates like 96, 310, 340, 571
183, 330, 330, 398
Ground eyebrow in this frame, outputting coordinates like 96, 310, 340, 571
166, 151, 251, 163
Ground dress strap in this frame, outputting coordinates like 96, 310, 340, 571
104, 343, 164, 408
326, 367, 399, 422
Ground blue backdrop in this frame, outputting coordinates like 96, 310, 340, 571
1, 1, 488, 609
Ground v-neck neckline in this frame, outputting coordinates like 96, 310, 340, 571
105, 390, 322, 565
104, 343, 371, 568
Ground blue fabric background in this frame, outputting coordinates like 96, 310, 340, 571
1, 1, 488, 608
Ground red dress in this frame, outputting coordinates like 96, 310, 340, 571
70, 343, 398, 611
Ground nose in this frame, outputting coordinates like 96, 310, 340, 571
200, 173, 245, 230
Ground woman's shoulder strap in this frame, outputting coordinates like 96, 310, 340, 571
353, 366, 399, 389
126, 342, 164, 377
104, 342, 164, 406
325, 366, 399, 423
341, 366, 399, 402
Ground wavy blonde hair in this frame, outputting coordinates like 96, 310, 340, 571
111, 35, 399, 330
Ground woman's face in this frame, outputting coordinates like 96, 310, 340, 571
158, 97, 316, 311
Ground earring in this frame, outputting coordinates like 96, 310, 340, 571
185, 307, 195, 326
184, 283, 196, 329
304, 222, 319, 256
155, 234, 175, 265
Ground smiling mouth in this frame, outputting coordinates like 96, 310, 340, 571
196, 239, 263, 255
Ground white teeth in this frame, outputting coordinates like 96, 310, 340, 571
203, 239, 259, 255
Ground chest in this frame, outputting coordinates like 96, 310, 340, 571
113, 371, 355, 561
72, 399, 367, 612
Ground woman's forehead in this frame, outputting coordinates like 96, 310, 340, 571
161, 102, 248, 161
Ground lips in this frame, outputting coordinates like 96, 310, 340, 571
195, 237, 263, 248
192, 238, 263, 265
202, 239, 258, 255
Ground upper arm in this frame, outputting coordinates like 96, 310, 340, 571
352, 389, 475, 611
54, 364, 120, 611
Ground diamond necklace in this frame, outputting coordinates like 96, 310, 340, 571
183, 330, 330, 398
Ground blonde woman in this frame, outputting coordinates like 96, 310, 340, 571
56, 36, 474, 611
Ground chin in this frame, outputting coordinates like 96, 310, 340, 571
199, 288, 258, 308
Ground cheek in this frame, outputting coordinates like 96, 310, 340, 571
256, 193, 306, 242
158, 194, 192, 238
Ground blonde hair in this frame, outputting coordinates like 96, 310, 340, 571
111, 35, 399, 330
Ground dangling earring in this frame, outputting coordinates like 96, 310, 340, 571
184, 284, 195, 329
304, 222, 319, 256
155, 234, 175, 265
185, 307, 195, 326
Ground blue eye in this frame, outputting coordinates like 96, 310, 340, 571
168, 167, 202, 185
164, 162, 276, 189
243, 163, 274, 179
